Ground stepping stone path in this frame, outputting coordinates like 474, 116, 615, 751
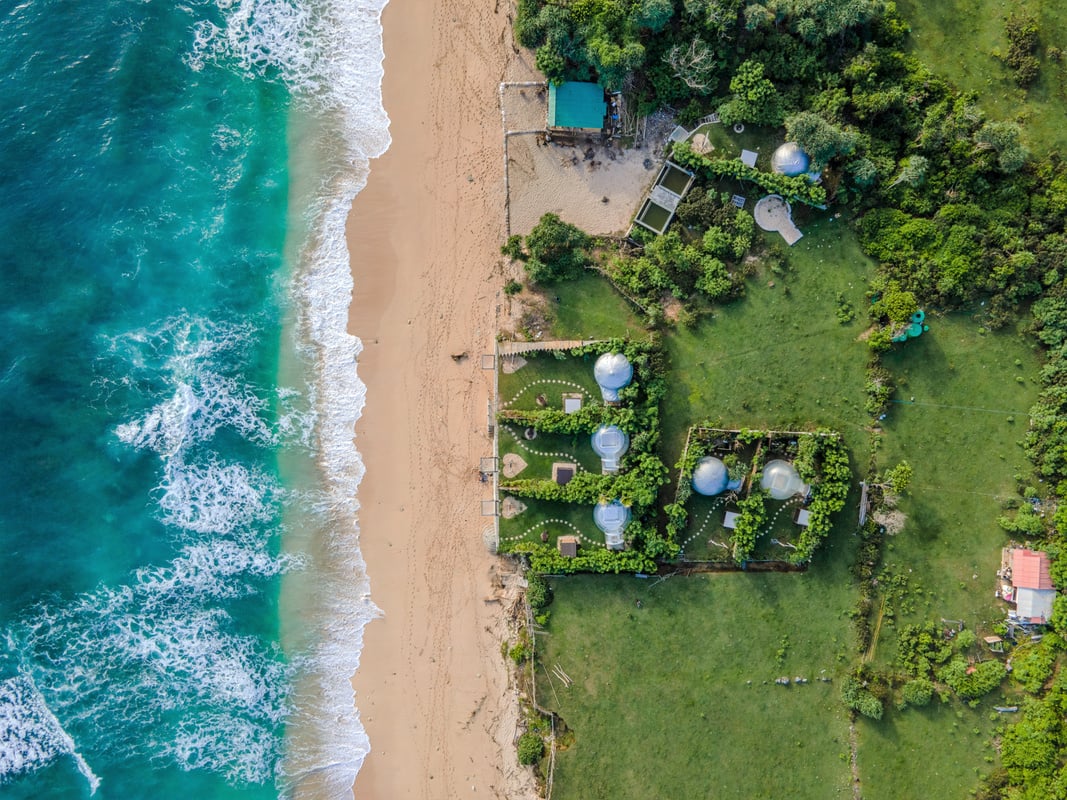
497, 516, 605, 550
502, 425, 588, 473
501, 378, 591, 409
680, 498, 728, 553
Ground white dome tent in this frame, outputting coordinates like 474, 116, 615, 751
593, 499, 630, 550
593, 352, 633, 402
591, 425, 629, 474
771, 141, 821, 182
691, 456, 743, 496
760, 459, 809, 501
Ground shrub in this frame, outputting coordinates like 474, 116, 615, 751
901, 678, 934, 707
841, 675, 883, 719
938, 658, 1007, 700
517, 731, 544, 765
526, 573, 552, 611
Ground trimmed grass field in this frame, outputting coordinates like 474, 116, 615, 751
498, 351, 604, 413
548, 272, 645, 341
896, 0, 1067, 155
662, 215, 875, 467
537, 571, 856, 800
872, 314, 1041, 652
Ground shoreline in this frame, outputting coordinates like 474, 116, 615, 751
344, 0, 538, 797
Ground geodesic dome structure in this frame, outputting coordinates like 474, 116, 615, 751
593, 352, 633, 402
760, 459, 809, 500
691, 456, 743, 496
593, 499, 630, 549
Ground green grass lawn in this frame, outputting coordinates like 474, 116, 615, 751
537, 571, 856, 800
872, 314, 1041, 655
498, 424, 602, 479
498, 496, 607, 552
662, 214, 876, 468
850, 314, 1041, 797
896, 0, 1067, 155
548, 271, 645, 340
857, 701, 1002, 800
695, 121, 781, 169
498, 350, 604, 412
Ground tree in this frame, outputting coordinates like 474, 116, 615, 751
664, 38, 722, 94
522, 213, 591, 284
875, 286, 919, 324
889, 155, 928, 188
974, 121, 1028, 174
633, 0, 673, 33
718, 60, 784, 127
535, 45, 566, 85
784, 111, 859, 167
881, 461, 913, 495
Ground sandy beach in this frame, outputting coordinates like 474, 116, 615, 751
345, 0, 537, 797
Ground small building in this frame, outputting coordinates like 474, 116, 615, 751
691, 456, 742, 497
1004, 548, 1055, 624
557, 535, 579, 558
547, 82, 607, 134
593, 352, 633, 403
562, 393, 583, 413
591, 424, 629, 474
761, 459, 810, 501
593, 499, 630, 550
551, 462, 577, 485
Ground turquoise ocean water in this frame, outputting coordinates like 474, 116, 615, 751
0, 1, 389, 797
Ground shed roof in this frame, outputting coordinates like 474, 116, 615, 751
548, 82, 606, 130
1013, 549, 1054, 590
1017, 587, 1055, 623
558, 535, 579, 557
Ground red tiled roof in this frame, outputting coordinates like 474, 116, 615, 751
1013, 549, 1054, 591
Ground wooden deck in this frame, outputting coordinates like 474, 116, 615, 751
498, 339, 603, 356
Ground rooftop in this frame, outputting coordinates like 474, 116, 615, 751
547, 82, 606, 131
1012, 548, 1054, 590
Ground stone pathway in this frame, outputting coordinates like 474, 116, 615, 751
754, 194, 803, 245
498, 515, 605, 550
501, 425, 588, 472
680, 498, 728, 552
501, 378, 591, 409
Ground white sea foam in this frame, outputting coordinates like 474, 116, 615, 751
155, 457, 280, 537
218, 0, 395, 793
0, 674, 99, 794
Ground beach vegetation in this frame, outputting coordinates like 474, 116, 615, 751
517, 731, 544, 765
509, 213, 591, 285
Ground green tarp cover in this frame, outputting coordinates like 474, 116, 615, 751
548, 82, 606, 130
